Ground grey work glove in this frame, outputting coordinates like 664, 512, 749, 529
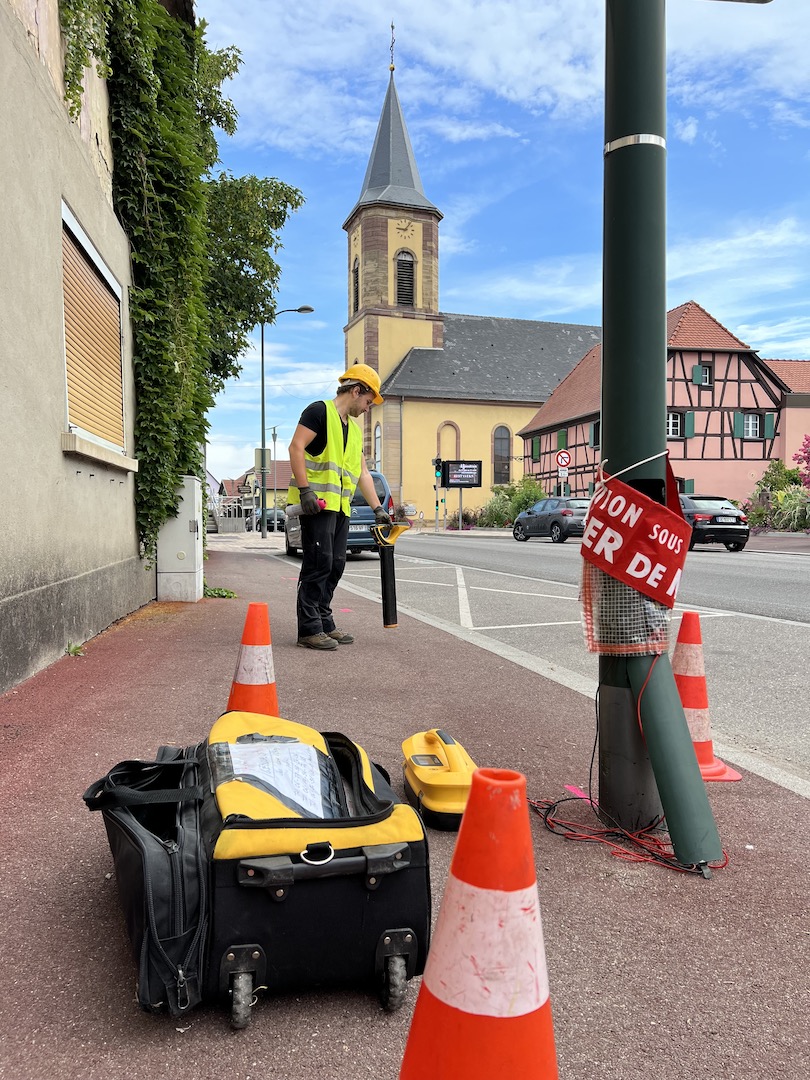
300, 489, 322, 516
373, 505, 392, 525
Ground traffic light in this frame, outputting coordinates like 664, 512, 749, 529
432, 456, 442, 478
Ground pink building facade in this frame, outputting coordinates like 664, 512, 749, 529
519, 302, 810, 503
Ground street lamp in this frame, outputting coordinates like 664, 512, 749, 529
599, 0, 774, 866
260, 306, 314, 539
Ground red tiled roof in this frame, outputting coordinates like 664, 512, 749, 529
219, 463, 294, 496
519, 301, 756, 436
667, 300, 750, 351
762, 360, 810, 393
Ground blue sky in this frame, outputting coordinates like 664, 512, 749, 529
197, 0, 810, 484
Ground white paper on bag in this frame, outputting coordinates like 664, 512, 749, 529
226, 742, 326, 817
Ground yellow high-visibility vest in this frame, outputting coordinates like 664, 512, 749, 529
287, 400, 362, 514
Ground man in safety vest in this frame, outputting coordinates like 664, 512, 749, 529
288, 364, 392, 650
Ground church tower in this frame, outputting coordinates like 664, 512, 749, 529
343, 64, 442, 474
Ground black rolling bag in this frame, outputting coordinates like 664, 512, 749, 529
84, 713, 431, 1028
204, 712, 431, 1028
82, 744, 213, 1016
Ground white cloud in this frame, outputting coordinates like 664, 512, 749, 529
674, 116, 699, 144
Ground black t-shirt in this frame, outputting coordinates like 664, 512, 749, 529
298, 400, 349, 455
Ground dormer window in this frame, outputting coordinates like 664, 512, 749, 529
396, 250, 414, 307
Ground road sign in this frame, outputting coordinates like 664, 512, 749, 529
556, 450, 571, 468
558, 467, 569, 478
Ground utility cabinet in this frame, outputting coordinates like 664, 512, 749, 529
157, 475, 203, 601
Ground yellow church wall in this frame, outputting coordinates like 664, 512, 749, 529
385, 400, 536, 517
345, 321, 364, 367
377, 317, 434, 381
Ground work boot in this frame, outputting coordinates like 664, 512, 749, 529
327, 628, 354, 645
297, 632, 338, 651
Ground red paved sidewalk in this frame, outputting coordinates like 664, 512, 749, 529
0, 542, 807, 1079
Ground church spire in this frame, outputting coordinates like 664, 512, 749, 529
344, 63, 440, 223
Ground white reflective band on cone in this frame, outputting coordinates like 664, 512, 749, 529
233, 644, 275, 684
673, 642, 705, 677
423, 875, 550, 1017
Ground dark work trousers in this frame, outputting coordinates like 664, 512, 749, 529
297, 509, 349, 638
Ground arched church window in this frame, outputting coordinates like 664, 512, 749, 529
494, 426, 511, 485
352, 257, 359, 314
396, 251, 415, 307
373, 423, 382, 471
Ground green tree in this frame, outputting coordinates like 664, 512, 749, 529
60, 1, 305, 558
204, 174, 304, 391
754, 458, 801, 494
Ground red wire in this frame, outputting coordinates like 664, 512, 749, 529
528, 797, 729, 874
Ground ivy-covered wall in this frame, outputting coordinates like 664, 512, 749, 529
60, 0, 303, 561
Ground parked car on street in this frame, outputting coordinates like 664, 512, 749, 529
679, 494, 749, 552
512, 497, 591, 543
285, 470, 395, 556
248, 508, 285, 532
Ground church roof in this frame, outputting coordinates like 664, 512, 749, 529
381, 312, 601, 403
344, 72, 440, 224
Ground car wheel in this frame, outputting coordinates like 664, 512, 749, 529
725, 541, 746, 552
550, 522, 566, 544
285, 535, 298, 557
688, 532, 697, 551
513, 522, 528, 542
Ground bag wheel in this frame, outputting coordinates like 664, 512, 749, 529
230, 971, 254, 1030
379, 954, 408, 1013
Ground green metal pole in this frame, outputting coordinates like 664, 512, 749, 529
600, 0, 721, 867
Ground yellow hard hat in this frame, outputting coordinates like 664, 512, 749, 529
339, 363, 383, 405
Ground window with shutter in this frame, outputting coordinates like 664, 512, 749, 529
531, 436, 540, 461
557, 430, 567, 450
61, 219, 124, 452
396, 251, 414, 306
743, 413, 761, 439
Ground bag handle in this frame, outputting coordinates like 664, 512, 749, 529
82, 759, 204, 811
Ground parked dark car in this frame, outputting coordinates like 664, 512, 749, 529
285, 470, 395, 556
679, 494, 749, 552
512, 497, 590, 543
248, 508, 285, 533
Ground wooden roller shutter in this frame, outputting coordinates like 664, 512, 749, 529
62, 227, 124, 450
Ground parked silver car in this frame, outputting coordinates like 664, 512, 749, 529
512, 497, 590, 543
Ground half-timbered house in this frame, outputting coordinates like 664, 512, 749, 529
518, 301, 810, 502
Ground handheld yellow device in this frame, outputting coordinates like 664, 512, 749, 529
401, 729, 478, 830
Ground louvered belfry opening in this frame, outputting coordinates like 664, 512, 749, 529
396, 250, 414, 307
62, 226, 124, 450
352, 257, 359, 314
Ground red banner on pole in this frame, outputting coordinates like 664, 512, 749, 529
581, 465, 690, 609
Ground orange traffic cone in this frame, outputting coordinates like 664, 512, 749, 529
226, 602, 279, 716
400, 768, 558, 1080
672, 611, 741, 782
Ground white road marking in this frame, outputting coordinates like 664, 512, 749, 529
456, 566, 473, 628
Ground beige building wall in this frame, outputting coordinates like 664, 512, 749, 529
1, 0, 154, 693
